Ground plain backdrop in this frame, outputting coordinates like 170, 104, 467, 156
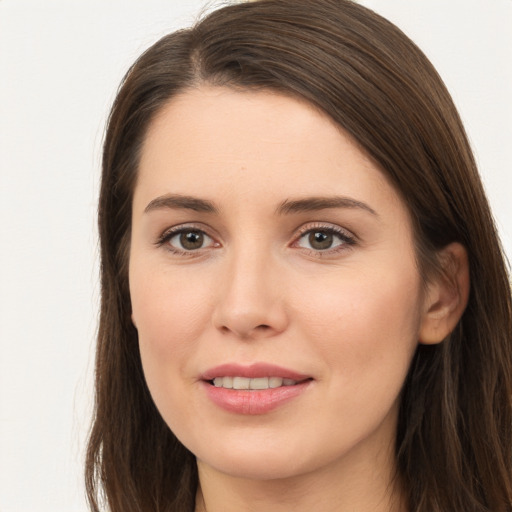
0, 1, 510, 511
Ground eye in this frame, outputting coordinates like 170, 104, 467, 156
157, 227, 218, 254
174, 230, 209, 250
294, 225, 355, 253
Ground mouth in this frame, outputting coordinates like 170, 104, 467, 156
208, 376, 308, 390
201, 362, 312, 388
201, 363, 313, 414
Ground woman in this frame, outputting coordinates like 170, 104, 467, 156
85, 0, 512, 510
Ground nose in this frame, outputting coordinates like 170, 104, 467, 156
212, 248, 289, 340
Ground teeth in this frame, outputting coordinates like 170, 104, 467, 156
212, 376, 298, 390
233, 376, 250, 390
250, 377, 269, 390
269, 377, 283, 388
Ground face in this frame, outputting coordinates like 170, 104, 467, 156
129, 86, 427, 482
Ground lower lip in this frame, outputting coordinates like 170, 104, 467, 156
202, 380, 311, 415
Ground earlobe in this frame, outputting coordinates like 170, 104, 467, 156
419, 242, 470, 345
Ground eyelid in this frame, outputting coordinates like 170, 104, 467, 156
294, 222, 355, 238
290, 222, 357, 254
155, 223, 220, 255
154, 221, 356, 257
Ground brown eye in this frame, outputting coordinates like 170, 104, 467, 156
163, 229, 215, 253
180, 231, 204, 250
308, 231, 334, 250
295, 226, 354, 253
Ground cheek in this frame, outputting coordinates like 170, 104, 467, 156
291, 267, 423, 449
130, 265, 215, 391
129, 265, 216, 430
295, 264, 423, 379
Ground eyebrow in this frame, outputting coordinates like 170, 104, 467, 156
144, 194, 219, 214
276, 196, 378, 216
143, 193, 377, 217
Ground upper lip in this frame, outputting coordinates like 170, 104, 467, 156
201, 363, 311, 382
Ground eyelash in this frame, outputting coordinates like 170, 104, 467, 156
155, 224, 218, 257
292, 223, 356, 257
155, 223, 356, 257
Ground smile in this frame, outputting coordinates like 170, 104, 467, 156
211, 376, 298, 390
202, 364, 313, 414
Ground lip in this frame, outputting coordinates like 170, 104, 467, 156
201, 362, 310, 381
201, 363, 313, 415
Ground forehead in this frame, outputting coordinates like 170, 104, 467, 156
135, 86, 404, 217
141, 86, 351, 164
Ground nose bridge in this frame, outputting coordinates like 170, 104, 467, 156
229, 243, 273, 304
213, 238, 287, 338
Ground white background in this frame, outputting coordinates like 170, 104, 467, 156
0, 1, 510, 511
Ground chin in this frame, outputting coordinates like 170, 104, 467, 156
201, 452, 311, 481
193, 432, 335, 482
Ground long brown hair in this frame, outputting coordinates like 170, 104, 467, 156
86, 1, 512, 510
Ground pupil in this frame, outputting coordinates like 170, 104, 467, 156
309, 231, 333, 250
180, 231, 203, 250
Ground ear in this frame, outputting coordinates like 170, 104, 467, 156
419, 242, 470, 345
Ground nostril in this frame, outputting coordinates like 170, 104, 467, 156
218, 323, 274, 339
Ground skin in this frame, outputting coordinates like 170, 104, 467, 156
129, 86, 468, 512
